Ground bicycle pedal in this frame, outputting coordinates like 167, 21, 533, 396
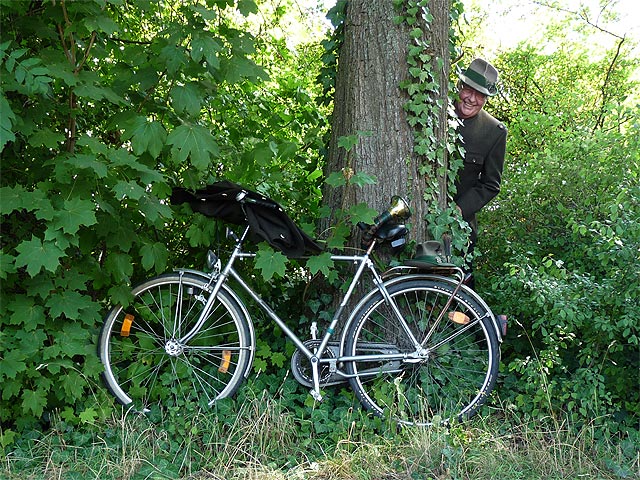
310, 389, 323, 402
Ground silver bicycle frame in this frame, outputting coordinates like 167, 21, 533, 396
177, 225, 420, 399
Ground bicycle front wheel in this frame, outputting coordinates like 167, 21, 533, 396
344, 279, 500, 426
99, 273, 252, 411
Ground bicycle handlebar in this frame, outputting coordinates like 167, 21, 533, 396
236, 190, 277, 209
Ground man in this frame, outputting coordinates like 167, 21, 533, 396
453, 58, 507, 289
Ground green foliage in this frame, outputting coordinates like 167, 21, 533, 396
477, 42, 639, 429
0, 0, 329, 435
398, 0, 471, 253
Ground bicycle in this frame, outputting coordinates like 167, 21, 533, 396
99, 180, 505, 426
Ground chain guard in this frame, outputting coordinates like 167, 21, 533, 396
290, 340, 346, 387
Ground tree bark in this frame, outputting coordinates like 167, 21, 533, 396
322, 0, 451, 245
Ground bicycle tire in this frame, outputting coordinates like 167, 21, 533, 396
99, 272, 252, 411
344, 278, 500, 426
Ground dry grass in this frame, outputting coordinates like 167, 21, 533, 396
1, 398, 637, 480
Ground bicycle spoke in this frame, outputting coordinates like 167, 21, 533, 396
100, 274, 252, 411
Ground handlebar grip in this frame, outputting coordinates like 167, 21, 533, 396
236, 191, 277, 209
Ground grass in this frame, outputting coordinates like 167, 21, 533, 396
1, 390, 638, 480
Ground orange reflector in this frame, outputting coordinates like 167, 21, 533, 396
121, 314, 134, 337
448, 311, 470, 325
218, 350, 231, 373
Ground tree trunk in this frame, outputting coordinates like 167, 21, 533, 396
322, 0, 451, 245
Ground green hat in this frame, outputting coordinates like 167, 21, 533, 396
405, 241, 455, 268
460, 58, 499, 96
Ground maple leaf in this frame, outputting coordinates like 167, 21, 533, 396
306, 252, 334, 277
7, 295, 45, 330
140, 241, 169, 273
255, 244, 287, 281
51, 197, 97, 234
14, 236, 64, 277
22, 389, 47, 417
125, 117, 167, 159
167, 124, 220, 170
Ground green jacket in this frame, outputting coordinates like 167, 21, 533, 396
454, 109, 507, 233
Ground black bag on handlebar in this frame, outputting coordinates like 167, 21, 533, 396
171, 180, 323, 258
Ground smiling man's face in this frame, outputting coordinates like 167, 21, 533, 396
455, 83, 487, 119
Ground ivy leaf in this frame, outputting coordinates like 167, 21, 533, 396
14, 236, 64, 276
22, 389, 47, 417
167, 124, 220, 170
255, 244, 287, 281
140, 242, 169, 273
306, 252, 334, 277
51, 197, 97, 234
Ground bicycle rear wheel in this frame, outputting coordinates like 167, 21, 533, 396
344, 279, 500, 426
99, 272, 252, 411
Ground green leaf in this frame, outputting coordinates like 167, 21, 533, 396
0, 94, 16, 149
22, 389, 47, 417
170, 84, 202, 117
325, 171, 346, 187
79, 407, 98, 424
0, 349, 27, 380
64, 153, 108, 178
61, 371, 86, 399
348, 203, 377, 225
84, 15, 120, 35
255, 244, 287, 281
0, 185, 26, 214
7, 296, 45, 330
14, 236, 64, 276
167, 124, 220, 170
350, 171, 377, 187
114, 180, 146, 200
51, 197, 97, 234
125, 118, 167, 159
270, 351, 287, 368
140, 242, 169, 273
237, 0, 258, 15
28, 128, 65, 149
104, 252, 133, 283
139, 195, 172, 225
306, 252, 334, 277
191, 34, 222, 70
74, 82, 126, 105
337, 134, 359, 152
46, 290, 92, 321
